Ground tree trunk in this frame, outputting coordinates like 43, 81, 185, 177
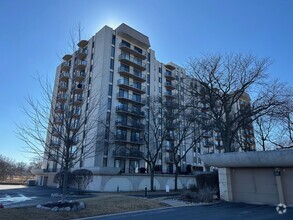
174, 164, 179, 191
150, 169, 155, 191
61, 166, 68, 202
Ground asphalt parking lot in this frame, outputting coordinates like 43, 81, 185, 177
0, 184, 92, 208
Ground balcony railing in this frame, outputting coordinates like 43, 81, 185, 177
164, 82, 176, 90
116, 93, 145, 105
119, 42, 147, 59
164, 91, 176, 99
76, 48, 88, 60
75, 60, 87, 71
115, 120, 145, 130
113, 150, 143, 159
74, 71, 86, 82
50, 140, 61, 147
59, 72, 69, 81
71, 95, 83, 106
118, 66, 146, 82
117, 79, 146, 93
72, 83, 84, 93
57, 93, 67, 103
164, 156, 174, 163
54, 117, 63, 124
119, 54, 146, 70
58, 82, 68, 91
116, 106, 145, 118
164, 71, 176, 80
61, 61, 70, 71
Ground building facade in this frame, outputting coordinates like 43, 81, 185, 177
37, 23, 255, 189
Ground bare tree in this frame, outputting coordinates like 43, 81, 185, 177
17, 26, 102, 200
140, 96, 166, 191
186, 54, 291, 152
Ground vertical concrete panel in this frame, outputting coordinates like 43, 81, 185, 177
281, 168, 293, 205
231, 168, 278, 204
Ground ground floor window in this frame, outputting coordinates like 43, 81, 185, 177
114, 159, 125, 173
129, 160, 139, 173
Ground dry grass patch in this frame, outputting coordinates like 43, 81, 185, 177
0, 195, 169, 220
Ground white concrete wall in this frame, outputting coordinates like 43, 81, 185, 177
38, 173, 196, 192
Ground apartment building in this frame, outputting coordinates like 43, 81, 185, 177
38, 24, 255, 188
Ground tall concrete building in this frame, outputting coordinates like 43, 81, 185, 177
37, 23, 255, 189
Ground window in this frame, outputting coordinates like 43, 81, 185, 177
112, 35, 116, 45
92, 41, 95, 48
159, 67, 162, 73
159, 87, 162, 93
159, 77, 162, 83
114, 159, 125, 173
129, 160, 139, 173
106, 112, 111, 124
103, 158, 107, 167
107, 98, 112, 110
110, 58, 114, 70
111, 46, 115, 57
109, 71, 113, 82
147, 52, 150, 62
147, 74, 150, 83
121, 40, 130, 47
147, 86, 150, 95
134, 46, 142, 54
108, 84, 113, 96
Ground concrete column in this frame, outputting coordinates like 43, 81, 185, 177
274, 168, 285, 204
218, 168, 233, 201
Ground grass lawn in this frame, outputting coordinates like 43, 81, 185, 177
0, 195, 169, 220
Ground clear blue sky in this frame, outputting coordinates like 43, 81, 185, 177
0, 0, 292, 163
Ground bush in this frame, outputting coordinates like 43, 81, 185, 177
195, 171, 219, 194
188, 184, 198, 192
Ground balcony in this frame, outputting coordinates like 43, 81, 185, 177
71, 95, 83, 106
165, 111, 176, 118
75, 60, 87, 71
115, 120, 144, 130
117, 79, 146, 94
118, 66, 146, 82
164, 71, 175, 80
165, 134, 175, 140
72, 83, 84, 94
165, 64, 176, 71
54, 117, 63, 125
164, 81, 176, 90
115, 134, 128, 143
204, 141, 214, 148
61, 61, 70, 72
71, 108, 81, 118
119, 54, 146, 71
203, 132, 212, 138
55, 105, 66, 113
70, 122, 80, 132
57, 93, 67, 103
52, 128, 62, 137
58, 82, 68, 92
74, 71, 86, 82
116, 93, 145, 105
164, 156, 174, 163
77, 40, 88, 48
164, 145, 174, 152
119, 42, 147, 60
164, 91, 176, 99
116, 106, 145, 118
50, 140, 61, 148
76, 48, 88, 60
59, 72, 69, 81
62, 54, 72, 61
113, 150, 143, 159
130, 136, 144, 144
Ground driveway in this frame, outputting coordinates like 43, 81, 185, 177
0, 184, 92, 208
79, 202, 293, 220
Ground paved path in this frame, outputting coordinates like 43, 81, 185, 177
78, 202, 293, 220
